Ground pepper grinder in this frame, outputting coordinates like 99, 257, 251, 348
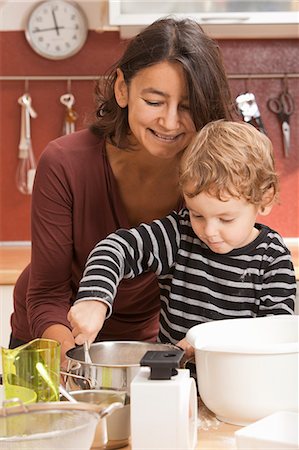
131, 350, 198, 450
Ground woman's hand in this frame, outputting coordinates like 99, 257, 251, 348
67, 300, 108, 346
42, 324, 75, 370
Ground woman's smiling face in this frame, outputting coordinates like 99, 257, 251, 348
115, 61, 196, 159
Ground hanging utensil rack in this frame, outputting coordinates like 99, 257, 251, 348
0, 76, 98, 81
0, 73, 298, 81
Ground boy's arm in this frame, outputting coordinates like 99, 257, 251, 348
69, 212, 181, 344
258, 250, 296, 315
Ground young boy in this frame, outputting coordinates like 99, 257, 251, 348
68, 121, 296, 352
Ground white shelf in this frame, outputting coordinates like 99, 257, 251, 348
109, 1, 299, 38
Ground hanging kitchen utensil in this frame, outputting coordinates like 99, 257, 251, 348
60, 92, 78, 135
16, 92, 37, 194
267, 79, 294, 158
236, 92, 267, 135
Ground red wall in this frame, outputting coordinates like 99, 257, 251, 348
0, 31, 298, 240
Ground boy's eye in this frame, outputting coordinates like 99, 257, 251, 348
190, 212, 202, 219
220, 218, 234, 223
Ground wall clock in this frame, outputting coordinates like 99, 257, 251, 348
25, 0, 88, 60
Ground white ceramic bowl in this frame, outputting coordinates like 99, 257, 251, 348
186, 315, 299, 426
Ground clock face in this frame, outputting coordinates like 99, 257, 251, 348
25, 0, 88, 60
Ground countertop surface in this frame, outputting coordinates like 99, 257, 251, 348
0, 242, 298, 285
0, 245, 31, 285
0, 385, 240, 449
122, 422, 240, 450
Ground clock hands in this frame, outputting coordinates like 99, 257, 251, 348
32, 26, 65, 33
30, 5, 81, 36
51, 8, 60, 36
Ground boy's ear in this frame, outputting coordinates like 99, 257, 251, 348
114, 68, 129, 108
258, 187, 275, 216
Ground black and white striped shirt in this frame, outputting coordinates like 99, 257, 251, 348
76, 208, 296, 345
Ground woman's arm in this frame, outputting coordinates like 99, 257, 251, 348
26, 141, 75, 350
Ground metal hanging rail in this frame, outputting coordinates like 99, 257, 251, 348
0, 76, 99, 81
227, 73, 299, 80
0, 73, 299, 81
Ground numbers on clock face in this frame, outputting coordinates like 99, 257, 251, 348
26, 1, 88, 59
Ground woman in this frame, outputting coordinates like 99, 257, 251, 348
10, 17, 232, 365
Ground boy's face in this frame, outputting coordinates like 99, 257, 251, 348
184, 190, 261, 254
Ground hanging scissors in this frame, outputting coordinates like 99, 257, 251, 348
267, 91, 294, 158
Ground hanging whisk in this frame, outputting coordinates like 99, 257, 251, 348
17, 93, 37, 195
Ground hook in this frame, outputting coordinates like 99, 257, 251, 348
24, 78, 29, 93
67, 78, 72, 93
282, 74, 289, 93
244, 76, 249, 92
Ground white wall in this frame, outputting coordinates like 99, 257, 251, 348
1, 1, 298, 38
0, 0, 115, 31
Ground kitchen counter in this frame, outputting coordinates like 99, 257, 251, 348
121, 399, 241, 449
0, 241, 298, 285
121, 421, 240, 450
0, 244, 31, 284
0, 386, 241, 449
196, 423, 239, 450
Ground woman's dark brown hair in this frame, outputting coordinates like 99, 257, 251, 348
90, 17, 232, 148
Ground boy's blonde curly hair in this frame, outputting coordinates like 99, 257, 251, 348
180, 120, 279, 205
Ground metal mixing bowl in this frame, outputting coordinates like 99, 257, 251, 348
65, 341, 180, 391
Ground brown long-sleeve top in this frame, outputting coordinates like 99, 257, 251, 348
11, 129, 162, 342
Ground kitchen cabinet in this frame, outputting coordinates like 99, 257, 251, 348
109, 0, 299, 38
0, 245, 31, 371
0, 286, 14, 373
0, 285, 14, 350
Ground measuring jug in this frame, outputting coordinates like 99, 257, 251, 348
1, 338, 60, 403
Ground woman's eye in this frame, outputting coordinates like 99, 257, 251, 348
144, 99, 162, 106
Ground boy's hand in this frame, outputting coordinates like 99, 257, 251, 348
176, 337, 195, 361
67, 300, 108, 345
